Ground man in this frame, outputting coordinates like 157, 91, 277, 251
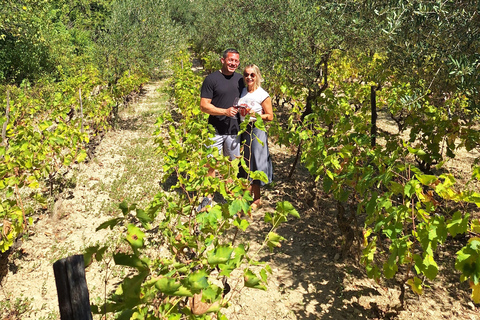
197, 48, 244, 212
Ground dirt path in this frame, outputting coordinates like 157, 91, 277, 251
1, 79, 479, 320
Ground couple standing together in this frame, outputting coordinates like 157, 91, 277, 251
198, 48, 273, 212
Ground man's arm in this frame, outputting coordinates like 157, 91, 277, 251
200, 97, 238, 117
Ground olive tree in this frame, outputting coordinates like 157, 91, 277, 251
369, 0, 480, 170
94, 0, 185, 81
0, 0, 116, 84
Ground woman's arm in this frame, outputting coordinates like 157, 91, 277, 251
260, 97, 273, 121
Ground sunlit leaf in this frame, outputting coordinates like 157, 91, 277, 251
126, 224, 144, 251
76, 149, 87, 163
416, 174, 438, 186
207, 245, 233, 266
406, 277, 423, 295
275, 201, 300, 218
186, 270, 209, 292
471, 282, 480, 303
447, 211, 469, 237
267, 232, 285, 252
155, 277, 193, 297
244, 269, 266, 290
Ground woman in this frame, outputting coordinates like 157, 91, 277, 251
237, 64, 274, 211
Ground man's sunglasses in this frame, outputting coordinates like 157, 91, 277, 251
244, 73, 256, 78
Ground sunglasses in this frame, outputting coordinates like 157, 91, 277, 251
244, 73, 256, 78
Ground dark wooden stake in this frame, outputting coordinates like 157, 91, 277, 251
371, 85, 377, 147
2, 89, 10, 148
53, 255, 93, 320
287, 141, 303, 180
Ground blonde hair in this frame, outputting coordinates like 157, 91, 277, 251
243, 64, 264, 91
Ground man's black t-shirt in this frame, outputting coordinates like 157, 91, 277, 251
200, 70, 244, 135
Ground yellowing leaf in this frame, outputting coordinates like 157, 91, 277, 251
126, 224, 144, 251
76, 150, 87, 163
471, 282, 480, 303
363, 228, 372, 247
406, 277, 423, 295
471, 220, 480, 234
416, 174, 438, 186
468, 236, 480, 244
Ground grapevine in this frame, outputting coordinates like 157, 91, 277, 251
0, 67, 146, 253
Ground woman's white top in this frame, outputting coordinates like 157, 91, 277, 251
238, 87, 269, 122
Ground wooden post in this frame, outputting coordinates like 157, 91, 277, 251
371, 85, 377, 147
2, 89, 10, 147
53, 255, 93, 320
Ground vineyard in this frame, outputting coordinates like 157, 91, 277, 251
1, 0, 480, 319
0, 69, 477, 320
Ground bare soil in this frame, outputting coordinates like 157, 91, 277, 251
1, 80, 480, 320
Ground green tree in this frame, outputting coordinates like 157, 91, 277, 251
371, 0, 480, 170
95, 0, 185, 82
0, 0, 113, 84
0, 0, 57, 83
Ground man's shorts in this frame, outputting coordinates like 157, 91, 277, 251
209, 134, 240, 160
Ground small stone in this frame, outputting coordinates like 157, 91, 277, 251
334, 253, 341, 261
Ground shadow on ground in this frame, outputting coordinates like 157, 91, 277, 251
234, 139, 477, 320
236, 145, 388, 319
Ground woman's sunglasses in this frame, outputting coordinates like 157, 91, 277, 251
244, 73, 256, 78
